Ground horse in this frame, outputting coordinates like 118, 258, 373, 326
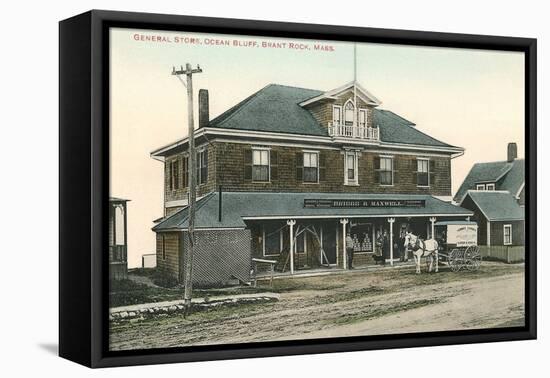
404, 232, 439, 274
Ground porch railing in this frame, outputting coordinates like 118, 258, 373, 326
328, 122, 379, 141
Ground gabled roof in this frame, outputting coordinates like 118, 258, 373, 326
208, 84, 327, 136
454, 158, 524, 203
299, 81, 382, 107
203, 83, 457, 149
153, 191, 472, 231
464, 191, 524, 222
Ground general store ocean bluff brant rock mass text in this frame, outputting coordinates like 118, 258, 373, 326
150, 81, 473, 286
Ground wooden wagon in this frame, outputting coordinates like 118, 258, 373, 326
434, 220, 481, 272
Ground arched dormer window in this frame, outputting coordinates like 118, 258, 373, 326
344, 100, 355, 126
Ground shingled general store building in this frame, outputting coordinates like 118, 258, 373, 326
151, 82, 473, 285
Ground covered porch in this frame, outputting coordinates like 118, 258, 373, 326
248, 214, 465, 275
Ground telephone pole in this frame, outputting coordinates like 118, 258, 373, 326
172, 63, 202, 316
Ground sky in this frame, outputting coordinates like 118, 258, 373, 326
110, 28, 525, 268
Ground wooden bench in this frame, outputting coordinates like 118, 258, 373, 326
251, 258, 277, 288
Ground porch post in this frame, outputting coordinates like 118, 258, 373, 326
340, 218, 349, 270
429, 217, 437, 240
387, 218, 395, 266
287, 219, 296, 275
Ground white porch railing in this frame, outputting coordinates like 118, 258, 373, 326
328, 122, 379, 141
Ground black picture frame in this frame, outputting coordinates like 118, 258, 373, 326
59, 9, 537, 368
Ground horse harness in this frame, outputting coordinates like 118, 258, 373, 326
411, 238, 432, 257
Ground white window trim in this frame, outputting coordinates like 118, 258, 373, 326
251, 147, 271, 183
302, 150, 320, 184
358, 108, 368, 127
169, 158, 179, 192
476, 184, 486, 190
343, 99, 356, 125
417, 157, 430, 188
486, 183, 496, 190
379, 155, 394, 187
332, 105, 342, 125
503, 224, 513, 245
344, 151, 359, 186
196, 149, 207, 186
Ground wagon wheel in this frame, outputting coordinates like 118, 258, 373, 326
465, 246, 482, 271
449, 249, 462, 272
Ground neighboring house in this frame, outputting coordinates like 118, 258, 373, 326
109, 197, 129, 280
151, 82, 472, 286
454, 143, 525, 247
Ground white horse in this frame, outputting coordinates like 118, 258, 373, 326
404, 232, 439, 274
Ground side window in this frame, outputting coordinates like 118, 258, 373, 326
333, 105, 342, 125
359, 109, 367, 127
181, 155, 188, 188
503, 225, 512, 245
169, 159, 180, 190
379, 157, 393, 185
196, 149, 208, 185
303, 152, 319, 183
345, 151, 358, 185
476, 183, 486, 190
417, 159, 429, 187
252, 149, 270, 182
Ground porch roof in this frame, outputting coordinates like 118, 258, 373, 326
153, 192, 473, 232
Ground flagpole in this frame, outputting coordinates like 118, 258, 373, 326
353, 43, 358, 127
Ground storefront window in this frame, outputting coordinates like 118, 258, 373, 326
349, 223, 373, 252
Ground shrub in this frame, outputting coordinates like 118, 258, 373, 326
152, 272, 179, 288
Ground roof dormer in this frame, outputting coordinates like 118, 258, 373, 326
299, 81, 382, 107
300, 81, 382, 141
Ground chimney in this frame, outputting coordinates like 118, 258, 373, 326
507, 142, 517, 162
198, 89, 209, 128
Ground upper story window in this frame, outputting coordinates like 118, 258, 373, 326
333, 105, 342, 125
181, 155, 189, 188
303, 151, 319, 183
503, 224, 512, 245
476, 183, 486, 190
345, 151, 359, 185
344, 100, 355, 126
252, 148, 270, 182
379, 156, 394, 186
417, 158, 430, 187
196, 149, 208, 185
169, 159, 180, 191
486, 183, 495, 190
359, 109, 367, 127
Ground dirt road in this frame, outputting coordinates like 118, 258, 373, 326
109, 264, 524, 351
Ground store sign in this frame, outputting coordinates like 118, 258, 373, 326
303, 199, 426, 208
